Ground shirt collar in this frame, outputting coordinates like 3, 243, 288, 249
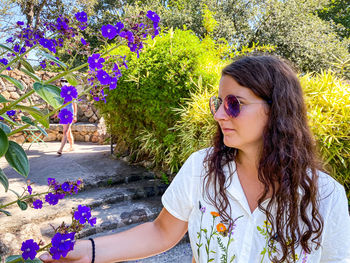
223, 160, 304, 213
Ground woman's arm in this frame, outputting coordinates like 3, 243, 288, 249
40, 208, 188, 263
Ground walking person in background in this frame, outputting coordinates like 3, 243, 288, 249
57, 79, 78, 156
41, 55, 350, 262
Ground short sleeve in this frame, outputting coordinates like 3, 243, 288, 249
320, 184, 350, 262
161, 152, 198, 222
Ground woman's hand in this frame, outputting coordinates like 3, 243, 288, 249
39, 240, 91, 263
73, 115, 77, 123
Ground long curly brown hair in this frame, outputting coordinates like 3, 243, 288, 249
203, 55, 324, 262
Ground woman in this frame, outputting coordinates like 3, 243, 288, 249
57, 79, 78, 155
41, 55, 350, 262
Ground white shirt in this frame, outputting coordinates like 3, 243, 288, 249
161, 148, 350, 263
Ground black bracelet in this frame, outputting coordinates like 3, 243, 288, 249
88, 238, 95, 263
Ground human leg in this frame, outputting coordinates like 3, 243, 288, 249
57, 124, 69, 155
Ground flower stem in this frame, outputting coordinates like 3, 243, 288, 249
0, 191, 50, 210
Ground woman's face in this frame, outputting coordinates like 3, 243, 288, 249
214, 75, 269, 152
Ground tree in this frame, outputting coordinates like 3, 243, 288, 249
317, 0, 350, 39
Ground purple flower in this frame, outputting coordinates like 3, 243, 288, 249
14, 44, 20, 53
48, 177, 56, 186
50, 232, 76, 260
0, 116, 4, 121
33, 199, 43, 209
0, 58, 8, 66
40, 60, 46, 69
96, 69, 111, 85
121, 55, 128, 69
81, 38, 87, 45
58, 109, 73, 124
200, 206, 206, 213
112, 63, 122, 78
75, 11, 88, 23
61, 182, 72, 192
56, 17, 69, 31
60, 85, 78, 102
119, 31, 134, 43
6, 110, 16, 116
17, 21, 25, 26
45, 193, 59, 205
88, 217, 97, 226
109, 77, 117, 90
74, 205, 93, 224
21, 239, 39, 260
27, 185, 32, 195
146, 10, 160, 24
88, 54, 105, 71
101, 24, 118, 40
115, 22, 124, 34
39, 38, 57, 53
6, 37, 14, 43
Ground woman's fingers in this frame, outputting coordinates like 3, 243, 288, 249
39, 252, 53, 262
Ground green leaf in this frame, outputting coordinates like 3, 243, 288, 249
5, 255, 23, 263
21, 116, 35, 126
20, 59, 34, 73
0, 208, 11, 216
17, 200, 28, 210
0, 94, 10, 103
33, 82, 63, 109
0, 128, 9, 157
0, 43, 13, 53
24, 258, 42, 263
20, 67, 40, 82
208, 259, 215, 262
10, 189, 20, 198
14, 105, 49, 128
0, 114, 18, 125
41, 52, 67, 69
5, 141, 29, 178
0, 74, 25, 90
0, 168, 9, 192
65, 73, 79, 86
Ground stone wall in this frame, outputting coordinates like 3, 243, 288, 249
1, 69, 108, 144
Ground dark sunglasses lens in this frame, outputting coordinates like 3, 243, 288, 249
209, 96, 220, 115
225, 95, 240, 117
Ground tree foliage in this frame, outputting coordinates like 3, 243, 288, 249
317, 0, 350, 39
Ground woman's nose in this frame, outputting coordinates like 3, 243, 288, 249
213, 102, 229, 121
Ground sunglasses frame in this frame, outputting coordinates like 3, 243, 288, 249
209, 94, 268, 118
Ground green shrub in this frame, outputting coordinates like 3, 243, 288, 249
97, 28, 223, 171
300, 70, 350, 198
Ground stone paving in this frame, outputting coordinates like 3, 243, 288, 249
0, 141, 192, 262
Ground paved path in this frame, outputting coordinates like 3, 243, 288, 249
0, 142, 193, 262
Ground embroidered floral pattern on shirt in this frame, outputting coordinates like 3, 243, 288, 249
257, 220, 307, 262
197, 201, 244, 263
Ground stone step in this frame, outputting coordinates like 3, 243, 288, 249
0, 179, 168, 233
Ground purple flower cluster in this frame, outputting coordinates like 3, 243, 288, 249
33, 178, 82, 209
0, 58, 11, 70
146, 10, 160, 38
74, 205, 96, 226
21, 239, 40, 260
50, 232, 76, 260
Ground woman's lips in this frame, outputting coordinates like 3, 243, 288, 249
222, 128, 235, 132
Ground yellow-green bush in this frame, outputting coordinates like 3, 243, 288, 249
300, 70, 350, 197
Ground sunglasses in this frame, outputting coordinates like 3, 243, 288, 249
209, 95, 269, 118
